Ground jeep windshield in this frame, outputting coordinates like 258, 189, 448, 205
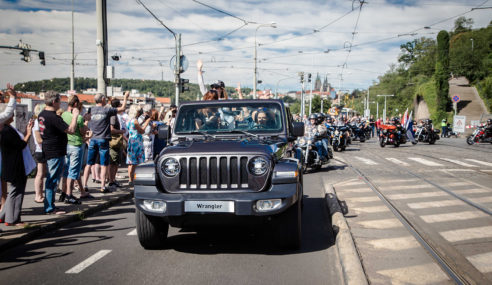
174, 102, 283, 134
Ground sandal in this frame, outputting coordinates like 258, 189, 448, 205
34, 198, 45, 203
45, 209, 67, 215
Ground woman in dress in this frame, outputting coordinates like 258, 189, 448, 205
126, 105, 151, 186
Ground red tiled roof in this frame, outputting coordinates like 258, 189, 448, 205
155, 97, 171, 104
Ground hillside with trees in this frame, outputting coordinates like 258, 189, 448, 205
364, 17, 492, 122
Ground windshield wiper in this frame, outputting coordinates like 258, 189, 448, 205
220, 130, 259, 139
181, 131, 216, 140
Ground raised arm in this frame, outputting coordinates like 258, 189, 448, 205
0, 83, 17, 124
197, 59, 208, 96
117, 91, 130, 112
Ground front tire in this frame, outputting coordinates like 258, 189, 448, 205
275, 200, 301, 250
466, 135, 475, 145
136, 208, 169, 249
379, 137, 386, 147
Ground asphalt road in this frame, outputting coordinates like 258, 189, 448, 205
0, 171, 342, 285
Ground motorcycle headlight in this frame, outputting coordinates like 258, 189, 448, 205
248, 156, 269, 176
161, 157, 180, 177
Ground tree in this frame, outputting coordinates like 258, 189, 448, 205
435, 30, 451, 121
453, 16, 474, 35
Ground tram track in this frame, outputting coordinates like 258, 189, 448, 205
332, 143, 492, 284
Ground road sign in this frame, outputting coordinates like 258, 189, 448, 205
452, 95, 460, 103
453, 115, 466, 133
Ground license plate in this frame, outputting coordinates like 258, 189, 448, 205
184, 201, 235, 213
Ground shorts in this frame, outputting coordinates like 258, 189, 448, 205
63, 144, 84, 180
109, 148, 121, 165
87, 139, 110, 166
34, 151, 46, 164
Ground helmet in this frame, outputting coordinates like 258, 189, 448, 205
487, 118, 492, 125
308, 113, 318, 120
425, 119, 432, 124
317, 113, 325, 124
391, 117, 400, 124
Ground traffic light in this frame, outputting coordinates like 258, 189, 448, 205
179, 78, 189, 92
20, 49, 31, 62
299, 73, 304, 83
308, 73, 312, 83
39, 51, 45, 65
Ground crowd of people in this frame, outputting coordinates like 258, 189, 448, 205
0, 85, 178, 226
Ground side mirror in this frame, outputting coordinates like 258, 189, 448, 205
158, 125, 170, 140
292, 122, 304, 137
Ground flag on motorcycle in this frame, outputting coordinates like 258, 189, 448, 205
406, 110, 417, 144
402, 108, 409, 129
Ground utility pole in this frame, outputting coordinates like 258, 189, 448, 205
175, 34, 181, 105
96, 0, 108, 95
299, 72, 305, 120
308, 73, 313, 115
70, 0, 75, 92
377, 94, 394, 122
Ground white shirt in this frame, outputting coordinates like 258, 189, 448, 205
33, 119, 42, 153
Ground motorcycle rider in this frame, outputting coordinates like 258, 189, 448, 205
485, 118, 492, 138
317, 113, 333, 159
305, 114, 329, 162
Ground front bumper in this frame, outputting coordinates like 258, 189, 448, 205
134, 183, 299, 217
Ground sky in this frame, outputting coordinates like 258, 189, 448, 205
0, 0, 491, 94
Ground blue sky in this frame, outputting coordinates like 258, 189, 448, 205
0, 0, 491, 93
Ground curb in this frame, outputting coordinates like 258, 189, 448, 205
0, 191, 133, 254
324, 183, 368, 285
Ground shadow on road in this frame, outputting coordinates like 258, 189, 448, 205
166, 197, 335, 255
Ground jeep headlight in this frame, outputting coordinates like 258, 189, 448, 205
161, 157, 180, 177
248, 156, 269, 176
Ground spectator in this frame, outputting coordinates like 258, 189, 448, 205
60, 95, 91, 204
82, 91, 129, 193
127, 105, 152, 186
0, 84, 17, 213
197, 59, 228, 100
0, 115, 34, 226
37, 90, 79, 215
369, 115, 375, 138
108, 99, 125, 188
32, 104, 46, 203
140, 108, 158, 162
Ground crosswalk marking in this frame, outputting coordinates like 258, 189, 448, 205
373, 179, 419, 184
453, 188, 490, 195
355, 157, 378, 165
388, 192, 447, 200
357, 218, 402, 229
66, 250, 112, 274
465, 159, 492, 167
382, 184, 433, 191
420, 210, 488, 223
440, 226, 492, 242
385, 157, 409, 166
341, 187, 373, 193
408, 157, 443, 166
439, 158, 477, 167
377, 264, 450, 284
355, 206, 391, 213
407, 200, 465, 209
127, 229, 137, 236
467, 252, 492, 273
368, 236, 420, 250
347, 196, 381, 203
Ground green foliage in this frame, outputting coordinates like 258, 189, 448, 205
435, 30, 451, 121
476, 76, 492, 112
453, 16, 474, 35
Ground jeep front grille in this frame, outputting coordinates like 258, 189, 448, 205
178, 155, 251, 190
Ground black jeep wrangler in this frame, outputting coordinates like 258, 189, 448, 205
133, 99, 305, 249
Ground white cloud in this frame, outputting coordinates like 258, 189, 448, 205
0, 0, 491, 93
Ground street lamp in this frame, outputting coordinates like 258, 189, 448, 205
275, 76, 295, 99
377, 94, 394, 122
254, 22, 276, 99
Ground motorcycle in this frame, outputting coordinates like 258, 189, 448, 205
297, 132, 329, 173
379, 124, 406, 147
349, 122, 366, 142
467, 126, 492, 145
415, 124, 440, 144
331, 126, 348, 151
444, 124, 458, 138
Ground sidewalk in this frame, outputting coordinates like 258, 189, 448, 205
0, 170, 133, 252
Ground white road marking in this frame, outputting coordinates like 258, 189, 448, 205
382, 184, 433, 191
445, 181, 472, 187
420, 210, 488, 223
385, 157, 409, 166
340, 181, 365, 186
368, 236, 420, 250
348, 196, 381, 203
440, 158, 477, 167
355, 206, 391, 213
408, 157, 443, 167
388, 192, 447, 200
357, 218, 402, 229
467, 252, 492, 273
372, 179, 419, 184
465, 159, 492, 167
470, 196, 492, 203
377, 264, 450, 284
127, 229, 137, 236
342, 187, 373, 193
66, 250, 112, 274
453, 188, 490, 195
355, 157, 378, 165
440, 226, 492, 242
407, 200, 465, 209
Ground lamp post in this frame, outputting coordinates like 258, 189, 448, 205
254, 22, 276, 99
275, 76, 295, 99
377, 94, 394, 122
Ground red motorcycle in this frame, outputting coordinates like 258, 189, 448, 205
467, 125, 492, 145
379, 124, 406, 147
